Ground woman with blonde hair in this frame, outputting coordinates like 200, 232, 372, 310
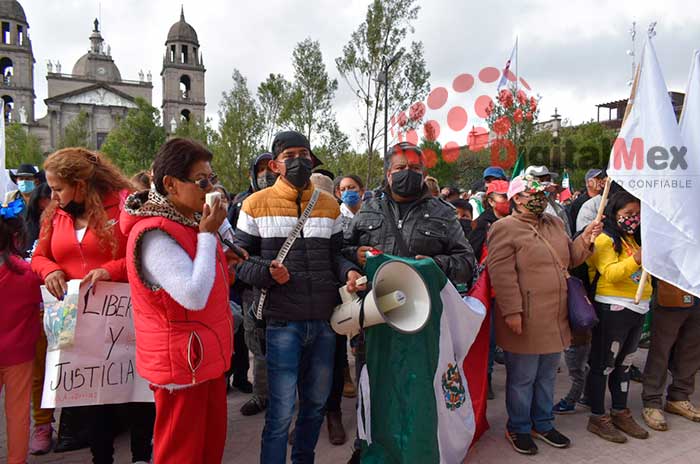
32, 148, 155, 463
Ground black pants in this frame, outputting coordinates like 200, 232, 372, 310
586, 303, 645, 415
87, 402, 155, 464
326, 334, 348, 413
232, 329, 250, 381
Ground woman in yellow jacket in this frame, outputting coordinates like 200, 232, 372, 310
585, 190, 652, 444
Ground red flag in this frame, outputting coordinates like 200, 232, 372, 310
463, 268, 492, 448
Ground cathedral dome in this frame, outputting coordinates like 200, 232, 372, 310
72, 53, 122, 81
0, 0, 27, 24
166, 7, 199, 45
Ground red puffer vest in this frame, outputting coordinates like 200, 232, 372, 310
125, 216, 233, 386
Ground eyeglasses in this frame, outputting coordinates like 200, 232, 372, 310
179, 175, 217, 190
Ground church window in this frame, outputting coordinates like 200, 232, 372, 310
180, 75, 191, 99
2, 95, 14, 122
2, 23, 10, 45
0, 57, 13, 85
16, 25, 23, 46
180, 109, 191, 122
170, 45, 176, 63
181, 45, 189, 64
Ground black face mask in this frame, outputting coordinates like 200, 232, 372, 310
459, 218, 472, 236
284, 158, 313, 188
61, 200, 86, 218
390, 170, 424, 197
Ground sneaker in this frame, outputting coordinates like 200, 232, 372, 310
611, 408, 649, 439
240, 397, 266, 416
506, 431, 538, 455
553, 399, 576, 415
642, 407, 668, 431
665, 400, 700, 422
29, 424, 53, 455
231, 377, 253, 394
531, 428, 571, 448
587, 414, 627, 443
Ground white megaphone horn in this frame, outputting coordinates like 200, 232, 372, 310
331, 259, 431, 337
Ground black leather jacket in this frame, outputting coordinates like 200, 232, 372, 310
343, 188, 476, 286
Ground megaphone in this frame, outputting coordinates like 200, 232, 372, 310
331, 259, 431, 337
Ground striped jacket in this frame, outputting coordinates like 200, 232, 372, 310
234, 177, 359, 321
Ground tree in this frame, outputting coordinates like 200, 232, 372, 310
173, 117, 218, 146
336, 0, 431, 187
101, 98, 166, 175
5, 122, 44, 168
59, 111, 92, 148
281, 38, 338, 145
214, 69, 263, 193
257, 73, 291, 149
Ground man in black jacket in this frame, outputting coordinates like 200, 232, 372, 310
343, 142, 476, 463
344, 142, 476, 284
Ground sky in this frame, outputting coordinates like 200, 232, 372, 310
17, 0, 700, 150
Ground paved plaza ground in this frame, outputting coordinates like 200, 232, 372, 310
2, 348, 700, 463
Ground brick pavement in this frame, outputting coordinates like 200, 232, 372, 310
2, 349, 700, 463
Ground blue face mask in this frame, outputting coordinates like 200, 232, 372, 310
18, 179, 35, 194
341, 190, 361, 207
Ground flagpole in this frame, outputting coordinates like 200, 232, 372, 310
515, 36, 519, 92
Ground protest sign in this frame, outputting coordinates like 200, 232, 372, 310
41, 280, 153, 408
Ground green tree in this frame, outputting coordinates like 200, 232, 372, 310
336, 0, 431, 187
59, 111, 92, 148
214, 69, 263, 193
281, 38, 338, 144
173, 117, 218, 146
5, 122, 44, 167
101, 98, 167, 175
258, 73, 291, 149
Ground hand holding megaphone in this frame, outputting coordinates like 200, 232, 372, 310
331, 260, 431, 337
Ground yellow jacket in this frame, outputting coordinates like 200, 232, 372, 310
587, 233, 652, 300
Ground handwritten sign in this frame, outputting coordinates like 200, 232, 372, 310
41, 281, 153, 408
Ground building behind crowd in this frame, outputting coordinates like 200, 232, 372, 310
0, 0, 206, 153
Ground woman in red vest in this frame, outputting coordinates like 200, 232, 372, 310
32, 148, 155, 463
121, 138, 239, 463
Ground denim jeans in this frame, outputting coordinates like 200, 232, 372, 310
261, 319, 336, 464
504, 351, 560, 434
563, 343, 591, 404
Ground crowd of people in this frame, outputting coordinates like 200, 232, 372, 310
0, 130, 699, 464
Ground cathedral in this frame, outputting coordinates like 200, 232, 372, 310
0, 0, 206, 152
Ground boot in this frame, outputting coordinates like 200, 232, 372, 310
611, 408, 649, 439
587, 414, 627, 443
327, 411, 347, 445
54, 407, 89, 453
343, 367, 357, 398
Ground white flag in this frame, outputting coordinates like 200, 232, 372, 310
497, 38, 517, 90
0, 105, 15, 202
607, 38, 700, 297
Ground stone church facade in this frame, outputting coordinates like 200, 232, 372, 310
0, 1, 205, 153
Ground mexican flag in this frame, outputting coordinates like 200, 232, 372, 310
358, 254, 490, 463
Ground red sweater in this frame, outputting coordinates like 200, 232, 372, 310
0, 256, 42, 366
32, 191, 129, 282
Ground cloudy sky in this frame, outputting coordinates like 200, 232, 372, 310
18, 0, 700, 149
